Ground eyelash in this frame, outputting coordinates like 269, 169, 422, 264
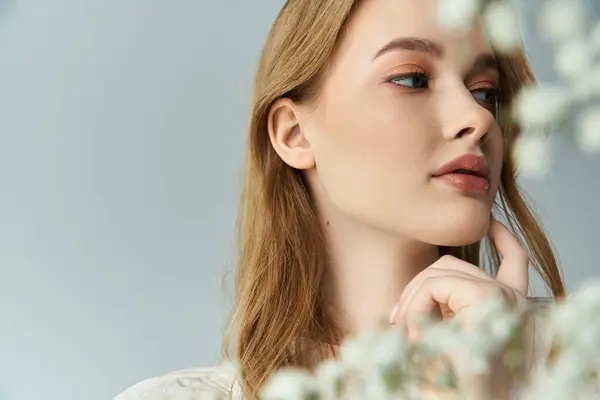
387, 72, 502, 118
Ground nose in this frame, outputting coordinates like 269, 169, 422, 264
439, 85, 497, 143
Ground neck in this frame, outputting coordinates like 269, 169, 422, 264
321, 213, 440, 335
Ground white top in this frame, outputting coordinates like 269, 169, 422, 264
114, 364, 244, 400
114, 299, 554, 400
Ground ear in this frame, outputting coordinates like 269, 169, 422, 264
267, 98, 315, 170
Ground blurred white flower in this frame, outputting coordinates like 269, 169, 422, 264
363, 375, 395, 400
577, 326, 600, 359
553, 351, 588, 387
315, 360, 346, 399
260, 282, 600, 399
575, 107, 600, 154
585, 66, 600, 96
469, 354, 491, 374
420, 321, 463, 353
589, 21, 600, 56
260, 368, 318, 400
339, 329, 380, 368
539, 0, 588, 43
435, 0, 481, 30
513, 134, 553, 178
489, 313, 519, 341
513, 85, 572, 127
372, 329, 406, 367
571, 280, 600, 305
551, 304, 583, 343
524, 359, 580, 400
483, 1, 521, 52
571, 65, 600, 101
554, 40, 594, 79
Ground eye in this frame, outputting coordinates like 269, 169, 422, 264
471, 87, 501, 117
389, 72, 431, 89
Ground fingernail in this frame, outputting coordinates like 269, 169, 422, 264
388, 302, 400, 325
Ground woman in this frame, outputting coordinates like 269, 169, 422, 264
116, 0, 565, 398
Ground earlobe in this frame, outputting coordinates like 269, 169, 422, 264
267, 98, 315, 170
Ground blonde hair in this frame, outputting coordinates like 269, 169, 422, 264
223, 0, 565, 397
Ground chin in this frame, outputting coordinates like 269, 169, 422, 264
424, 209, 492, 247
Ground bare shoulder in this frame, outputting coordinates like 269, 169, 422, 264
114, 364, 241, 400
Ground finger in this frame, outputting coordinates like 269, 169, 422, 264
395, 257, 494, 321
392, 273, 480, 330
488, 219, 529, 296
395, 269, 484, 322
401, 276, 481, 339
429, 254, 495, 281
393, 269, 468, 329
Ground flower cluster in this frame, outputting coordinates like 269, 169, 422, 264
439, 0, 600, 178
260, 281, 600, 400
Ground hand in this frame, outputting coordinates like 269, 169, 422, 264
388, 219, 530, 399
389, 219, 529, 339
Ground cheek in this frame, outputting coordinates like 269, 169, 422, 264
308, 91, 435, 228
313, 84, 433, 164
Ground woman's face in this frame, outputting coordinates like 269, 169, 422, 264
277, 0, 505, 246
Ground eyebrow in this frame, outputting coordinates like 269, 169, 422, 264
372, 37, 499, 72
373, 37, 444, 60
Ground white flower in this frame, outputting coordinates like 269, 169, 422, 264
260, 368, 318, 400
524, 362, 580, 400
420, 321, 463, 353
551, 304, 583, 342
539, 0, 588, 44
315, 360, 346, 399
571, 65, 600, 101
570, 280, 600, 306
488, 314, 518, 341
553, 351, 588, 387
589, 21, 600, 56
482, 1, 522, 52
577, 326, 600, 359
363, 375, 394, 400
554, 40, 594, 79
372, 329, 406, 367
513, 133, 553, 178
513, 85, 572, 127
435, 0, 481, 30
339, 329, 383, 368
575, 107, 600, 155
468, 355, 491, 374
257, 282, 600, 399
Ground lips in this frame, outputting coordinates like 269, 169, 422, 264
432, 154, 491, 192
432, 154, 491, 180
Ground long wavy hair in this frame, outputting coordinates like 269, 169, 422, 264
223, 0, 565, 397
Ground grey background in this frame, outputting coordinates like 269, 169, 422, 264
0, 1, 598, 400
